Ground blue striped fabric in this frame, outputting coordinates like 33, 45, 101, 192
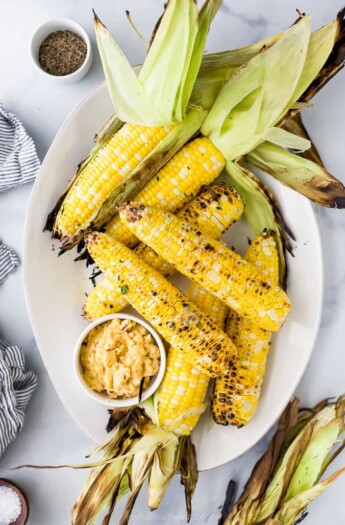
0, 104, 40, 192
0, 240, 19, 284
0, 104, 39, 455
0, 339, 37, 456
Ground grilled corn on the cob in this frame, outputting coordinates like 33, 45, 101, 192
118, 204, 291, 331
212, 232, 279, 426
105, 137, 226, 247
85, 232, 237, 378
158, 281, 228, 435
84, 183, 243, 320
54, 124, 172, 238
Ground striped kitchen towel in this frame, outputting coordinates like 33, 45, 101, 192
0, 103, 39, 455
0, 240, 19, 285
0, 103, 40, 192
0, 241, 37, 456
0, 339, 37, 456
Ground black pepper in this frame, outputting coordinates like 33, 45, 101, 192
38, 30, 87, 76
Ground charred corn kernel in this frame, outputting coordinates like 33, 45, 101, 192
85, 232, 237, 378
134, 183, 244, 276
54, 123, 171, 237
212, 232, 279, 427
105, 137, 226, 247
119, 204, 291, 331
84, 184, 243, 320
158, 281, 228, 435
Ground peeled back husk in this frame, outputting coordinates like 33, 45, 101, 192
226, 160, 292, 286
201, 16, 311, 159
95, 0, 222, 126
246, 140, 345, 208
224, 394, 345, 525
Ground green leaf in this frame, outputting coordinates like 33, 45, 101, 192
139, 0, 199, 123
246, 141, 345, 208
276, 19, 339, 123
148, 441, 179, 510
261, 127, 311, 152
201, 16, 311, 159
176, 0, 222, 119
199, 30, 283, 73
95, 1, 221, 126
226, 161, 289, 285
255, 420, 314, 521
276, 466, 345, 525
94, 14, 162, 126
286, 416, 341, 501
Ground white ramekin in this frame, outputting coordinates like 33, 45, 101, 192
74, 313, 166, 407
30, 18, 93, 83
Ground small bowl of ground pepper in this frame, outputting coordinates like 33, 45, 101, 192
30, 18, 92, 82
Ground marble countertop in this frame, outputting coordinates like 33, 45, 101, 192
1, 0, 345, 523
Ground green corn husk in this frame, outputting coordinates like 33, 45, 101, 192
213, 9, 345, 280
224, 395, 345, 525
46, 0, 222, 247
246, 139, 345, 208
95, 0, 221, 126
69, 407, 180, 525
45, 12, 304, 243
201, 16, 312, 159
226, 160, 291, 286
280, 8, 345, 127
148, 440, 181, 510
35, 401, 197, 525
44, 13, 304, 244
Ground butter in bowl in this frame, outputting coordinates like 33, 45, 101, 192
74, 314, 166, 407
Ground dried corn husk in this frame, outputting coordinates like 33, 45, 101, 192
224, 395, 345, 525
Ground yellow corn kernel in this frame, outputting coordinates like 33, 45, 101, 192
85, 232, 237, 378
158, 281, 228, 435
119, 204, 291, 331
104, 137, 226, 247
54, 123, 170, 237
84, 184, 243, 320
212, 232, 279, 426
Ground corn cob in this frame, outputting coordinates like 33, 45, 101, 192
105, 137, 226, 247
54, 123, 172, 238
118, 204, 291, 331
84, 183, 243, 320
85, 232, 237, 378
212, 232, 279, 426
158, 281, 228, 435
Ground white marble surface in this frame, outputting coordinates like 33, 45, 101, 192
1, 0, 345, 523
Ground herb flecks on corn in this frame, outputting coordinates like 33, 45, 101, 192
105, 137, 226, 247
84, 183, 243, 320
54, 124, 171, 238
85, 232, 237, 378
212, 232, 279, 426
158, 281, 228, 435
119, 204, 291, 331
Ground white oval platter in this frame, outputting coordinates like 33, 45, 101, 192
23, 81, 323, 471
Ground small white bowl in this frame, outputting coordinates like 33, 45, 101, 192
30, 18, 93, 83
74, 313, 166, 407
